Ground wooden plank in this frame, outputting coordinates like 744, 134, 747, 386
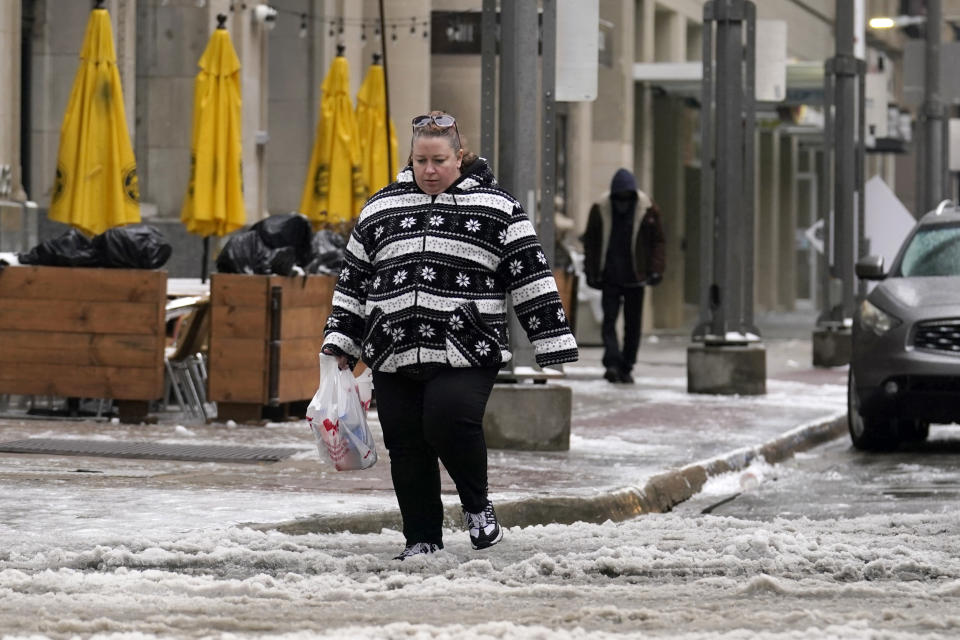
0, 299, 164, 334
276, 337, 325, 370
278, 307, 328, 340
210, 304, 267, 339
208, 338, 266, 370
208, 369, 266, 404
0, 331, 161, 368
215, 402, 264, 424
0, 266, 165, 303
0, 363, 163, 400
208, 337, 266, 404
276, 367, 320, 403
211, 273, 268, 307
271, 274, 336, 308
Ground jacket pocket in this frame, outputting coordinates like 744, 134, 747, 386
444, 301, 502, 368
360, 307, 395, 370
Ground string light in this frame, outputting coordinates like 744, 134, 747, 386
264, 7, 433, 44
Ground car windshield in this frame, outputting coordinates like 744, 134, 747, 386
898, 224, 960, 277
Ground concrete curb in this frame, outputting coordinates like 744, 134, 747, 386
254, 413, 848, 536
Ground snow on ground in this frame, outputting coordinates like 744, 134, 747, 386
2, 507, 960, 638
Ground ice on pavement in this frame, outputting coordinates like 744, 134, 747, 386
2, 508, 959, 638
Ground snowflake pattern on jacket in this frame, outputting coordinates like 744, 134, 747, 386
323, 158, 579, 372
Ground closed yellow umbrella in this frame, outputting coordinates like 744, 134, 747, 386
356, 60, 397, 197
180, 15, 245, 279
299, 54, 365, 227
48, 5, 140, 236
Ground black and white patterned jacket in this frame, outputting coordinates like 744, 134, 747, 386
322, 158, 579, 373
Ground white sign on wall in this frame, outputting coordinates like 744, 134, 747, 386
556, 0, 598, 102
755, 20, 787, 102
865, 72, 889, 145
950, 119, 960, 172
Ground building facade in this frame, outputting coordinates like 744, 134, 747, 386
0, 0, 939, 334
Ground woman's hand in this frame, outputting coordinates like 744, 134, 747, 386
321, 344, 351, 370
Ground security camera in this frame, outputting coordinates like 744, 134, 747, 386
253, 4, 277, 29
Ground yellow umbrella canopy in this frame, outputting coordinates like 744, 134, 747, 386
356, 62, 398, 198
48, 7, 140, 236
180, 18, 245, 240
299, 55, 365, 227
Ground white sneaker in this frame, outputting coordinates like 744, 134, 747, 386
462, 501, 503, 550
393, 542, 441, 561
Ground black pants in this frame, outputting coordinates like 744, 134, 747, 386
372, 366, 499, 546
601, 284, 645, 373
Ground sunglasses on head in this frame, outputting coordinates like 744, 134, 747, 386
412, 114, 456, 129
412, 114, 462, 150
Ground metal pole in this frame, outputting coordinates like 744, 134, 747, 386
923, 0, 945, 213
742, 1, 757, 335
480, 0, 497, 168
694, 0, 756, 343
541, 0, 557, 266
856, 59, 867, 300
378, 0, 393, 178
697, 2, 715, 333
497, 3, 537, 199
499, 0, 538, 368
713, 0, 744, 340
833, 0, 856, 320
818, 60, 835, 323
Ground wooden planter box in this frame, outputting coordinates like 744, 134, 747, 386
208, 273, 334, 422
0, 265, 167, 421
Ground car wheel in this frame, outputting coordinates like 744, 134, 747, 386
847, 369, 896, 451
897, 419, 930, 442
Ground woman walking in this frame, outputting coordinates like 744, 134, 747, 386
321, 111, 578, 560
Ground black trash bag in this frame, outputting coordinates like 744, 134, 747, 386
92, 224, 172, 269
267, 246, 297, 276
17, 228, 100, 267
216, 230, 271, 274
252, 213, 313, 267
216, 229, 297, 276
305, 229, 347, 274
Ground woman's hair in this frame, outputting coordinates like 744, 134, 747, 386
408, 110, 479, 171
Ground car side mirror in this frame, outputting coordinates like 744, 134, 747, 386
855, 255, 885, 280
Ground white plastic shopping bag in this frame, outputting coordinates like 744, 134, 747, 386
306, 354, 378, 471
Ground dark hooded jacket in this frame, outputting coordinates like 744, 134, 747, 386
323, 157, 578, 372
582, 168, 666, 289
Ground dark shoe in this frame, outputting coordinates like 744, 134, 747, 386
393, 542, 441, 561
603, 367, 620, 383
618, 370, 634, 384
463, 501, 503, 550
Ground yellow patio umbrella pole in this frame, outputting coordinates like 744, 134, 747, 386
357, 55, 398, 197
180, 14, 245, 283
48, 0, 141, 236
299, 46, 365, 228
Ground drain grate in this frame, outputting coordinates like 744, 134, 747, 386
0, 438, 301, 464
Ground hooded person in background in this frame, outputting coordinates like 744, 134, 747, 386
581, 168, 665, 384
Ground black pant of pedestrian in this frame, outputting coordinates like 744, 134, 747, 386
601, 283, 645, 375
371, 365, 499, 547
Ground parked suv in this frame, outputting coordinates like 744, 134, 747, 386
849, 200, 960, 450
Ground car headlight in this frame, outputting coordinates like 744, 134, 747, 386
859, 299, 901, 335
